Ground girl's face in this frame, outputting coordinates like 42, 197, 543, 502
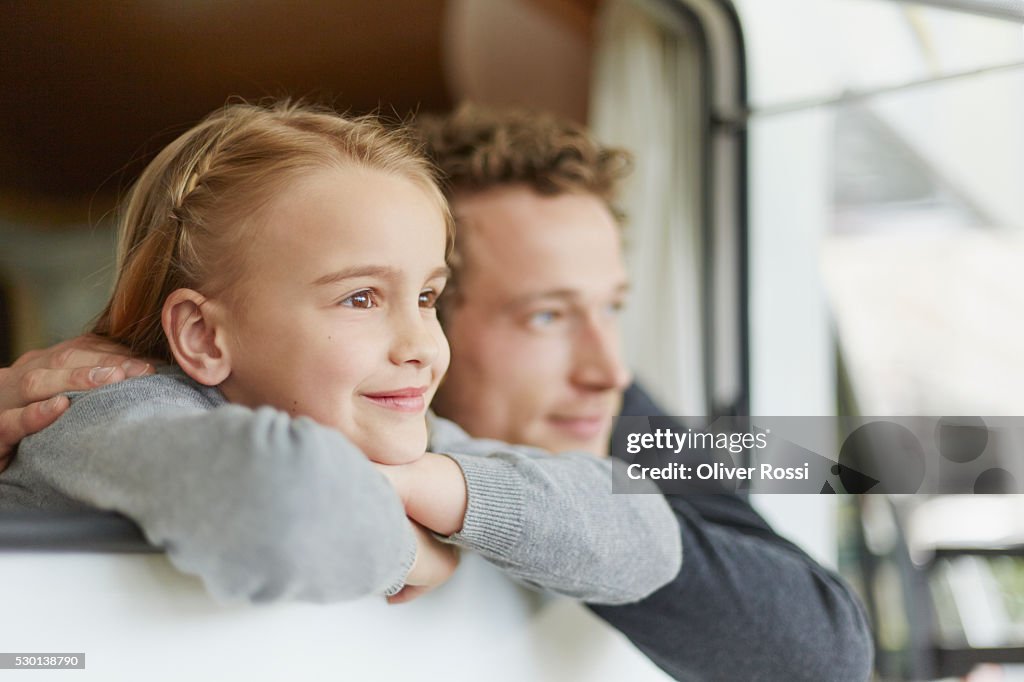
217, 166, 450, 464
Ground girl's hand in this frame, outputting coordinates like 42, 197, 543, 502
0, 336, 153, 470
390, 521, 460, 604
375, 453, 468, 536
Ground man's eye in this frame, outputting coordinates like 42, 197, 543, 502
340, 290, 377, 309
606, 299, 626, 316
419, 289, 438, 308
528, 310, 563, 328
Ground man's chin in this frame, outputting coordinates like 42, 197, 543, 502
536, 427, 610, 457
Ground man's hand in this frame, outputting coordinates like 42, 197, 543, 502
375, 453, 469, 537
0, 335, 153, 471
389, 521, 460, 604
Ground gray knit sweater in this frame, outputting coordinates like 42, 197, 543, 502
1, 370, 680, 604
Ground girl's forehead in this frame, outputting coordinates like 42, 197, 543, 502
238, 168, 448, 281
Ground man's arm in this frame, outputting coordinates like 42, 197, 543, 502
0, 336, 151, 470
588, 384, 873, 681
590, 493, 873, 681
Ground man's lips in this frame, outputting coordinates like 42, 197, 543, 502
548, 415, 610, 440
361, 386, 429, 413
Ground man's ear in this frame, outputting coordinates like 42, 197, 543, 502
162, 288, 232, 386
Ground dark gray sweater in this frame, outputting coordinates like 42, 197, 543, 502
590, 384, 874, 681
1, 371, 680, 605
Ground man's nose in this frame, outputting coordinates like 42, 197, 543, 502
389, 309, 440, 367
571, 314, 632, 391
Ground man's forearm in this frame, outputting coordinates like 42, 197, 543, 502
588, 493, 873, 681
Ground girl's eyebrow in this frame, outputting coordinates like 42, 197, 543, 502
311, 265, 399, 286
311, 265, 451, 287
428, 266, 452, 280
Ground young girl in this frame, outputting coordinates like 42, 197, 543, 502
1, 101, 679, 603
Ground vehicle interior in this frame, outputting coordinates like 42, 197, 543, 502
2, 1, 1023, 680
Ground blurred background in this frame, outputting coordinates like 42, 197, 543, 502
0, 0, 597, 354
1, 1, 1023, 679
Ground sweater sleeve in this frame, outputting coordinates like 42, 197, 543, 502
428, 417, 682, 605
586, 383, 874, 681
4, 375, 417, 604
588, 493, 874, 681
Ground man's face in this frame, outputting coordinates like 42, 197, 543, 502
433, 185, 631, 456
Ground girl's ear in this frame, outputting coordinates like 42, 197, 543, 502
162, 288, 232, 386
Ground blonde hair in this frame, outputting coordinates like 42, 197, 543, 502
93, 100, 453, 361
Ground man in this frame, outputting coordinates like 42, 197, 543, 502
416, 105, 873, 681
0, 105, 873, 680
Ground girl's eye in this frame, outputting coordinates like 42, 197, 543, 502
419, 289, 439, 308
340, 290, 377, 309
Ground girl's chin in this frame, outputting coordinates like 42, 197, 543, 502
361, 434, 428, 465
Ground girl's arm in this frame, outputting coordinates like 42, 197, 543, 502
2, 373, 418, 603
401, 416, 682, 605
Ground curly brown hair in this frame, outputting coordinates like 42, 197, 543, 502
411, 103, 632, 311
413, 103, 632, 212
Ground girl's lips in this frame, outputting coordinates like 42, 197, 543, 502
362, 387, 428, 414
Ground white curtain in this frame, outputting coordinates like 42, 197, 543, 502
589, 0, 706, 416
